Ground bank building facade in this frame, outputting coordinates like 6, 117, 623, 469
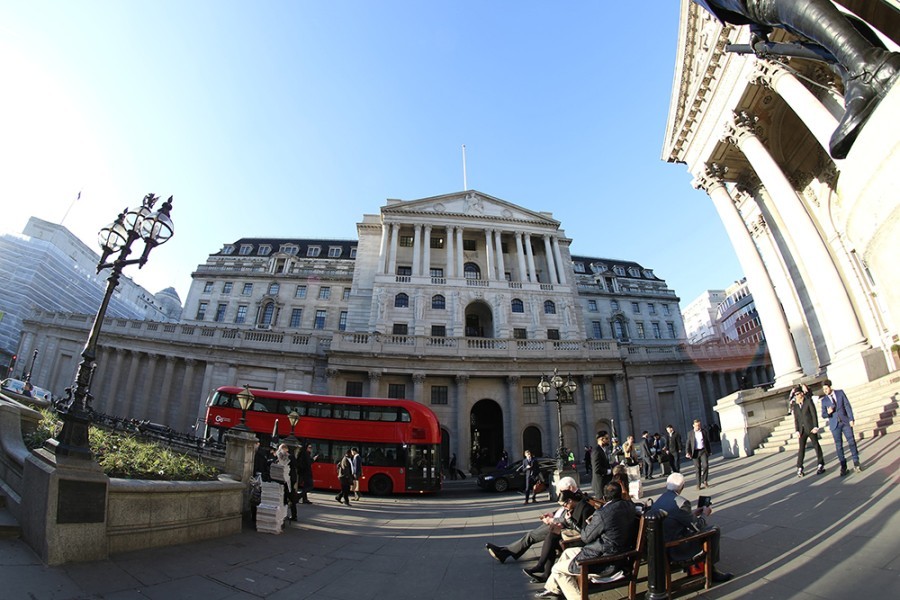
21, 191, 769, 469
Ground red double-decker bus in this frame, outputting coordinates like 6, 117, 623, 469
204, 386, 442, 495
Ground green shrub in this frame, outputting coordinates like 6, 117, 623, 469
24, 410, 219, 481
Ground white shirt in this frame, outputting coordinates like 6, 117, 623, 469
693, 430, 705, 450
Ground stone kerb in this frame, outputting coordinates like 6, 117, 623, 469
715, 386, 795, 458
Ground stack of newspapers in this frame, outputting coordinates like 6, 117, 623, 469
256, 481, 287, 534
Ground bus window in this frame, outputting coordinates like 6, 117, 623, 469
282, 402, 307, 417
334, 404, 361, 420
307, 403, 333, 418
399, 408, 411, 422
214, 392, 237, 408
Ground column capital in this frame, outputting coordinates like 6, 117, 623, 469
692, 162, 729, 192
723, 110, 761, 147
368, 371, 381, 382
412, 373, 426, 384
455, 374, 469, 384
506, 375, 520, 385
325, 367, 339, 379
749, 59, 789, 90
749, 214, 769, 238
580, 374, 594, 385
735, 171, 762, 197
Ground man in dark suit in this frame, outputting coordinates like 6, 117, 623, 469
820, 379, 862, 476
640, 431, 655, 480
691, 0, 900, 159
792, 385, 825, 477
666, 424, 684, 473
591, 431, 612, 498
686, 419, 712, 489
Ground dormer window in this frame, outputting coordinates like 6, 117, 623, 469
307, 246, 321, 257
222, 244, 235, 255
280, 244, 298, 255
628, 267, 640, 277
350, 247, 357, 258
239, 244, 253, 255
613, 265, 626, 276
574, 262, 586, 273
259, 245, 272, 256
328, 246, 343, 258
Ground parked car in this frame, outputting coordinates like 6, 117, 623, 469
0, 378, 53, 408
476, 457, 556, 492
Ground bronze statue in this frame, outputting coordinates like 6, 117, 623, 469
693, 0, 900, 159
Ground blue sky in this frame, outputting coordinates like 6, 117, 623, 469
0, 0, 742, 307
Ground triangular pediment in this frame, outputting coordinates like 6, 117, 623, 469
382, 190, 559, 226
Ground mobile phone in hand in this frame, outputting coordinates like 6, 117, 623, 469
698, 495, 712, 508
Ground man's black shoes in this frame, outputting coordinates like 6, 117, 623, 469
523, 568, 546, 583
486, 543, 511, 563
712, 570, 733, 583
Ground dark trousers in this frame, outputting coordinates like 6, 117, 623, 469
642, 457, 655, 479
336, 478, 352, 505
506, 523, 551, 559
524, 475, 536, 502
533, 531, 563, 577
796, 430, 824, 469
692, 449, 709, 487
831, 423, 860, 467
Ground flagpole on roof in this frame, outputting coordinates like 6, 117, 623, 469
59, 189, 82, 226
462, 144, 467, 191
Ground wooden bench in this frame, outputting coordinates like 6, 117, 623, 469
572, 515, 646, 600
663, 526, 718, 598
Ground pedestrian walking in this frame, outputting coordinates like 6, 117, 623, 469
335, 449, 353, 506
686, 419, 712, 489
665, 424, 684, 473
350, 447, 362, 501
792, 385, 825, 477
820, 379, 862, 475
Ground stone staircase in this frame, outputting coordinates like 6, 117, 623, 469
0, 494, 21, 540
755, 372, 900, 455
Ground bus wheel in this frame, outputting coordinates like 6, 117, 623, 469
368, 474, 393, 496
493, 478, 509, 492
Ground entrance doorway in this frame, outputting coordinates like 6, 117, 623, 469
464, 301, 494, 338
523, 425, 544, 458
470, 399, 503, 472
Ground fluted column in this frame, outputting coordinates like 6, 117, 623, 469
179, 358, 197, 431
378, 220, 390, 275
156, 356, 177, 426
724, 112, 867, 361
483, 229, 494, 280
136, 352, 160, 421
580, 375, 596, 442
325, 367, 338, 396
524, 234, 537, 282
551, 236, 567, 285
455, 227, 464, 277
423, 225, 432, 278
367, 371, 381, 398
195, 361, 216, 432
694, 164, 803, 384
543, 235, 559, 285
104, 348, 127, 416
455, 374, 469, 471
120, 350, 142, 417
387, 222, 399, 276
412, 224, 422, 277
514, 232, 528, 283
412, 373, 426, 408
506, 375, 520, 457
445, 225, 455, 278
494, 230, 505, 280
751, 61, 840, 160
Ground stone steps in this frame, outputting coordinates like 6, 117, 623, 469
0, 495, 21, 540
754, 373, 900, 455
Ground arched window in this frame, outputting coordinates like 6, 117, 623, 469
544, 300, 556, 314
260, 302, 275, 326
463, 262, 481, 279
432, 294, 446, 310
511, 298, 524, 313
612, 317, 628, 341
395, 293, 409, 308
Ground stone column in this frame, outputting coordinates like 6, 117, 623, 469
423, 225, 432, 278
455, 227, 464, 278
725, 112, 868, 366
103, 349, 127, 416
120, 350, 142, 417
387, 222, 399, 276
136, 352, 160, 422
156, 356, 178, 426
445, 225, 455, 278
325, 367, 338, 396
506, 375, 520, 457
494, 229, 505, 280
542, 235, 559, 285
412, 224, 422, 277
580, 375, 596, 442
179, 358, 197, 432
524, 233, 537, 282
412, 373, 426, 407
378, 220, 390, 275
483, 229, 494, 280
455, 375, 470, 472
367, 371, 381, 398
694, 165, 803, 385
195, 361, 217, 433
751, 61, 840, 159
551, 236, 567, 285
514, 232, 528, 283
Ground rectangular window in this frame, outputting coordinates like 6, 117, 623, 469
463, 239, 477, 251
392, 323, 409, 335
314, 310, 327, 329
547, 329, 560, 340
242, 283, 253, 296
631, 302, 640, 313
430, 267, 444, 278
652, 322, 661, 339
239, 244, 252, 255
339, 311, 348, 331
388, 383, 406, 399
345, 381, 363, 397
399, 235, 414, 247
591, 321, 602, 338
295, 285, 307, 298
318, 286, 331, 300
588, 300, 598, 312
610, 300, 619, 310
290, 308, 303, 328
430, 237, 444, 249
592, 383, 608, 403
214, 303, 227, 322
342, 287, 351, 300
522, 387, 538, 405
430, 385, 448, 405
513, 328, 527, 339
235, 305, 248, 324
328, 246, 343, 257
268, 282, 280, 295
223, 282, 233, 294
648, 303, 657, 315
350, 247, 357, 258
397, 266, 412, 276
307, 246, 321, 257
636, 322, 645, 338
203, 281, 213, 293
662, 303, 671, 316
196, 302, 208, 320
667, 322, 677, 338
431, 325, 446, 337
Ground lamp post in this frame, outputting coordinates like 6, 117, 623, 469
25, 349, 38, 382
287, 410, 300, 441
537, 368, 577, 474
45, 194, 174, 460
235, 384, 254, 431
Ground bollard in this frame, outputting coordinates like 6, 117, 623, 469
644, 508, 668, 600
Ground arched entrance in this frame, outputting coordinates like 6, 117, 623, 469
470, 399, 503, 472
523, 425, 544, 458
465, 300, 495, 338
440, 427, 451, 469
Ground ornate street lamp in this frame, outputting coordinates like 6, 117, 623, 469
287, 410, 300, 440
25, 349, 38, 382
537, 368, 577, 473
45, 194, 174, 460
235, 384, 255, 431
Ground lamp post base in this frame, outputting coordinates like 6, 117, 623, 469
45, 409, 94, 461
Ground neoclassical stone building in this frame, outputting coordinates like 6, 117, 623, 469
664, 0, 900, 389
21, 191, 769, 469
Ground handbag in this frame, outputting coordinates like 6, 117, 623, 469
533, 481, 548, 494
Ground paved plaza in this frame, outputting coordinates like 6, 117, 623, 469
1, 432, 898, 600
